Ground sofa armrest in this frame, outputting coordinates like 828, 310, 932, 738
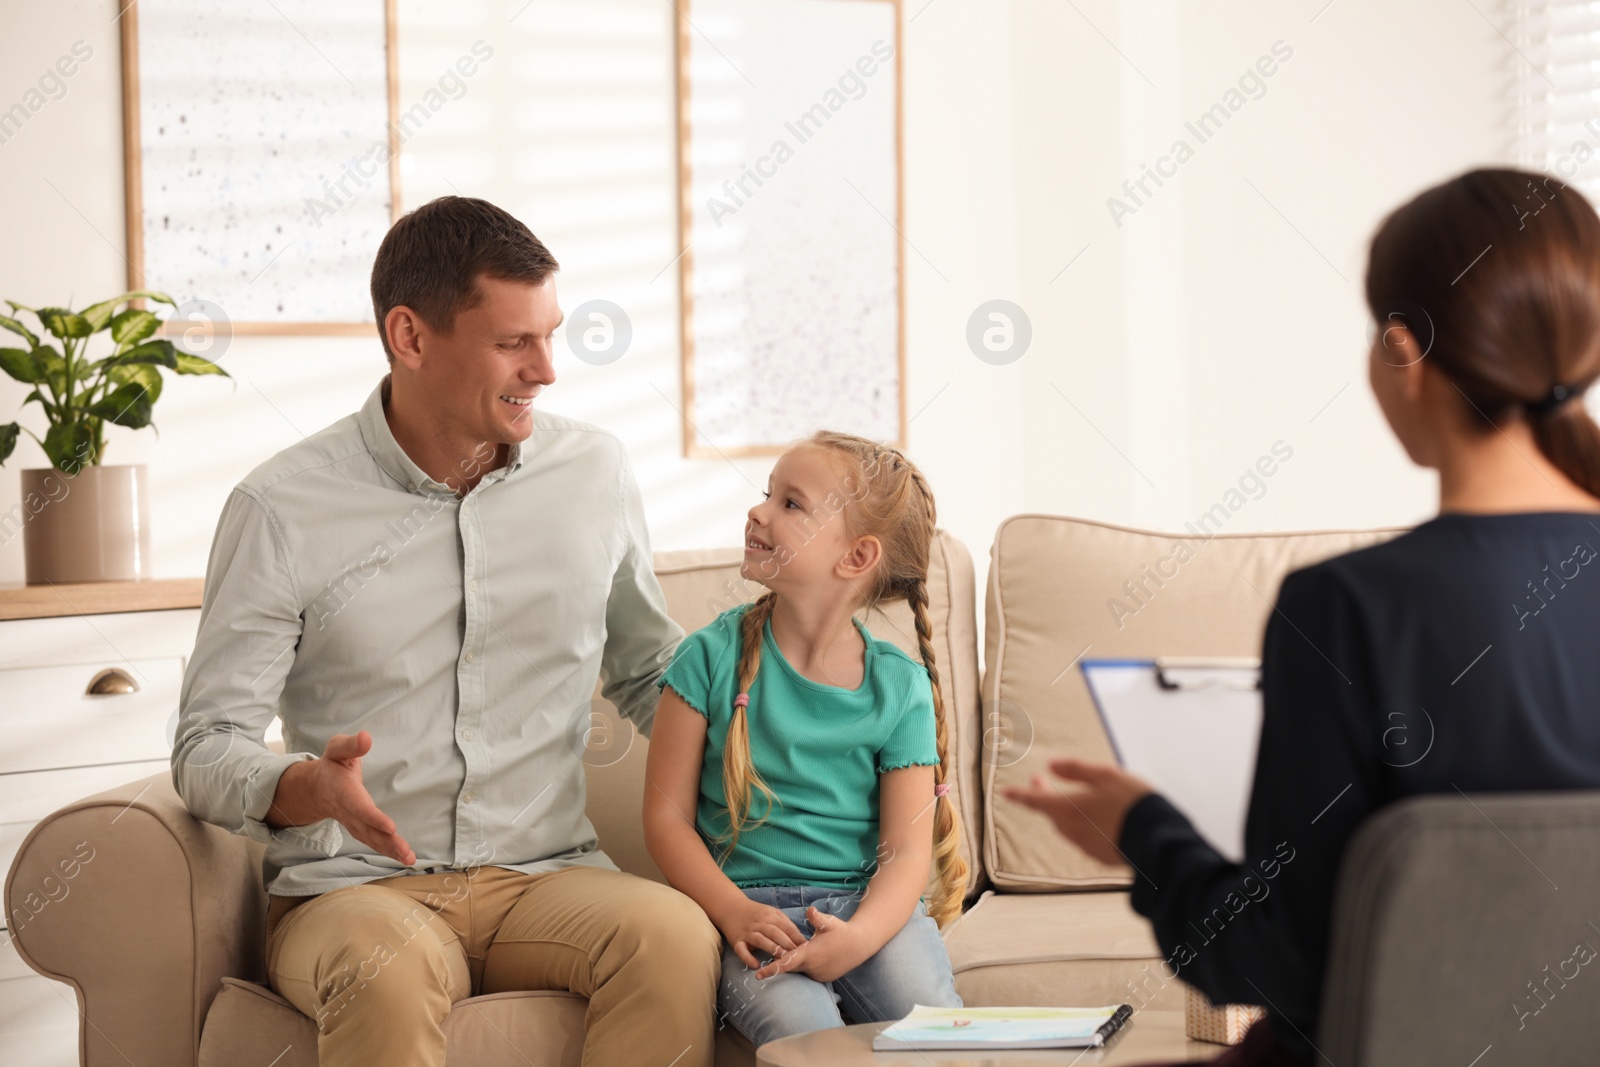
4, 771, 267, 1067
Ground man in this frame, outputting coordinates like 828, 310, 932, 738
172, 196, 720, 1066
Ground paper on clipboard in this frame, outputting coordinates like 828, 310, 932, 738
1081, 658, 1262, 863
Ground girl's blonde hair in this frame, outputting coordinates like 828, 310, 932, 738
715, 431, 970, 928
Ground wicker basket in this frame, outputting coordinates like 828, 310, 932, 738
1185, 987, 1265, 1045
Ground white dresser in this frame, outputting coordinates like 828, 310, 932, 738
0, 581, 203, 1067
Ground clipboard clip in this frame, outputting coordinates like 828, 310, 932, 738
1153, 656, 1261, 691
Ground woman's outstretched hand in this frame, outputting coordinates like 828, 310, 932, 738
1001, 757, 1156, 867
755, 906, 870, 984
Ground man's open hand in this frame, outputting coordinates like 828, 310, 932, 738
267, 730, 416, 865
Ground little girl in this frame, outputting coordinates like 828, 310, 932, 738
642, 431, 967, 1048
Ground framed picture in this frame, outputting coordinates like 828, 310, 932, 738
119, 0, 399, 334
675, 0, 905, 457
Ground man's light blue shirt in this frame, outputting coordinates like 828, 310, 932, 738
172, 376, 684, 895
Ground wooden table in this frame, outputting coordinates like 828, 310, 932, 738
0, 577, 202, 620
756, 1010, 1223, 1065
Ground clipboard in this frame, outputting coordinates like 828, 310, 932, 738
1080, 658, 1262, 862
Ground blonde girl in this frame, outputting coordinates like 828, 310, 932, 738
643, 431, 967, 1047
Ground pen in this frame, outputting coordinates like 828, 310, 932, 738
1094, 1004, 1134, 1046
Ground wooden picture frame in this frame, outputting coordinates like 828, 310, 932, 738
119, 0, 400, 335
674, 0, 906, 458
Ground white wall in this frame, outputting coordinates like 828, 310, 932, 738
0, 0, 1025, 596
0, 0, 1521, 606
1008, 0, 1515, 534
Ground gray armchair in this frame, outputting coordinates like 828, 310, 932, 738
1319, 791, 1600, 1065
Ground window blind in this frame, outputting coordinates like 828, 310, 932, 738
1517, 0, 1600, 201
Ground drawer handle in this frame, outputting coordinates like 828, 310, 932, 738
86, 667, 140, 696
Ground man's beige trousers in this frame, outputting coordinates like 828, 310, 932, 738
265, 864, 721, 1066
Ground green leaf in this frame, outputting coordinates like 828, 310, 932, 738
78, 290, 177, 331
109, 308, 161, 347
107, 362, 163, 405
0, 422, 18, 466
20, 388, 54, 419
38, 308, 94, 339
80, 302, 115, 333
0, 347, 41, 384
173, 352, 230, 377
87, 383, 154, 429
0, 314, 38, 349
101, 339, 178, 370
30, 346, 66, 397
43, 421, 95, 473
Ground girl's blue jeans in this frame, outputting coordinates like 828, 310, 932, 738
716, 884, 963, 1048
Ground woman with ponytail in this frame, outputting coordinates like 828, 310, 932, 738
643, 431, 967, 1047
1008, 168, 1600, 1067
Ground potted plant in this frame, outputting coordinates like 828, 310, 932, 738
0, 290, 229, 584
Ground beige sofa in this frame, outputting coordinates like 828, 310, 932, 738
5, 516, 1397, 1066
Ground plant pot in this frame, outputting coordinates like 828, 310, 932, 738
20, 464, 153, 584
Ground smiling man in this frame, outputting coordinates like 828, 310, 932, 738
171, 197, 718, 1067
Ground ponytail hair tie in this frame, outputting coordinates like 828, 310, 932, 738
734, 693, 750, 708
1526, 383, 1583, 416
934, 783, 951, 798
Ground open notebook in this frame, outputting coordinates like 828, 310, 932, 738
871, 1004, 1133, 1050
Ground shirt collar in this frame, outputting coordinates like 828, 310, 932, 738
356, 376, 526, 494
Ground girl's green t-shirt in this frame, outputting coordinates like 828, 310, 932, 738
656, 602, 940, 890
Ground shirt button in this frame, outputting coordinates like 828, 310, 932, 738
462, 729, 474, 741
462, 792, 475, 804
469, 580, 479, 591
464, 651, 475, 663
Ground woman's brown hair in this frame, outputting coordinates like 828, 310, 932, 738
715, 431, 970, 928
1365, 167, 1600, 497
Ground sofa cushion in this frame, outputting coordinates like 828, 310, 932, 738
982, 515, 1402, 889
585, 531, 986, 900
944, 890, 1185, 1011
198, 978, 586, 1066
198, 979, 317, 1067
198, 977, 756, 1065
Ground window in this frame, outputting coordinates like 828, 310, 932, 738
1516, 1, 1600, 201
